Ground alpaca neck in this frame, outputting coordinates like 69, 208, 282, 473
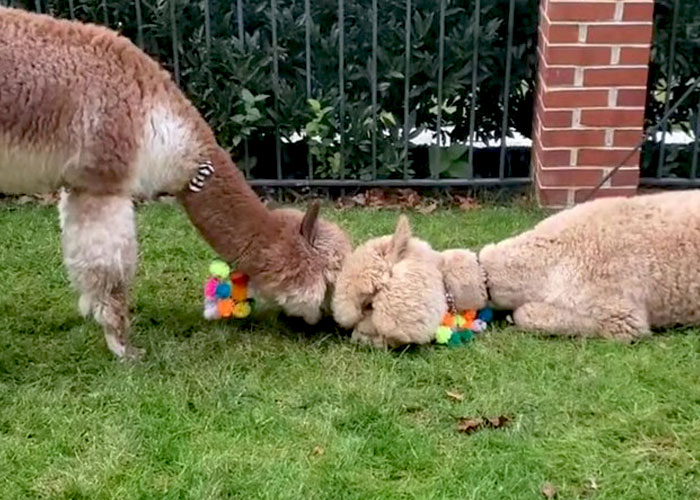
178, 148, 281, 271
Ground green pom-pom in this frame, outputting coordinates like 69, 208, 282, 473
209, 260, 230, 278
458, 330, 474, 343
448, 332, 462, 347
435, 326, 452, 344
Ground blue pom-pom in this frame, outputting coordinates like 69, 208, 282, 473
215, 282, 232, 299
477, 308, 493, 323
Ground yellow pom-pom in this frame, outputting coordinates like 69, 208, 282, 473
232, 301, 252, 318
454, 315, 466, 328
435, 326, 452, 344
209, 260, 230, 278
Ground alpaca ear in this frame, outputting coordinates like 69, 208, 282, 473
389, 214, 411, 262
300, 201, 320, 243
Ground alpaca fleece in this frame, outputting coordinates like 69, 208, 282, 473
479, 190, 700, 339
0, 7, 351, 358
333, 190, 700, 347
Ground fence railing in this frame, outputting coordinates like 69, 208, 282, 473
640, 0, 700, 187
7, 0, 539, 188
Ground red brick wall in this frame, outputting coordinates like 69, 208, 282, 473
533, 0, 655, 208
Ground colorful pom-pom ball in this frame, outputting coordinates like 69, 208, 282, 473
218, 298, 234, 318
209, 260, 230, 278
477, 308, 493, 323
454, 315, 466, 328
435, 326, 452, 344
471, 319, 488, 333
463, 310, 477, 323
204, 278, 219, 299
441, 314, 455, 328
203, 301, 220, 320
215, 282, 232, 299
232, 301, 252, 318
459, 329, 474, 343
448, 332, 462, 346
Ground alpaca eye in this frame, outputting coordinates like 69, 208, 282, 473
362, 300, 373, 313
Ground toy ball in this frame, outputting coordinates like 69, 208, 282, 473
209, 260, 230, 278
434, 308, 492, 347
203, 300, 220, 320
204, 278, 219, 299
435, 326, 452, 344
215, 282, 232, 299
477, 308, 494, 323
202, 260, 253, 321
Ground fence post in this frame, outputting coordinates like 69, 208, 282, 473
532, 0, 654, 207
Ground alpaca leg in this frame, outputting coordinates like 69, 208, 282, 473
59, 190, 142, 359
513, 301, 650, 341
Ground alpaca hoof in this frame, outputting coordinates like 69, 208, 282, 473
121, 345, 146, 362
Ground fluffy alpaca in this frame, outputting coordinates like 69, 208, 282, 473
332, 216, 486, 347
0, 7, 351, 358
333, 190, 700, 347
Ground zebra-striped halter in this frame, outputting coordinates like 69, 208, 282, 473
188, 161, 215, 192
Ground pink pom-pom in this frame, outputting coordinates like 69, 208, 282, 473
203, 300, 220, 320
204, 277, 219, 299
471, 319, 488, 333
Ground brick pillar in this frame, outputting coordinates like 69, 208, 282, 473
533, 0, 654, 208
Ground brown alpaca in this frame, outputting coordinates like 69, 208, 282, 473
0, 7, 351, 359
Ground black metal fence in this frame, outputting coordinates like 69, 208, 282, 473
640, 0, 700, 187
5, 0, 538, 189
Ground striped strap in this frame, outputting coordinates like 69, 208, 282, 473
188, 161, 215, 192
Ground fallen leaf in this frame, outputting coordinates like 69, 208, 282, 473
445, 390, 465, 402
350, 193, 367, 206
456, 415, 513, 434
541, 482, 557, 499
582, 477, 598, 497
456, 417, 484, 434
312, 445, 324, 456
417, 202, 438, 214
455, 195, 480, 211
486, 415, 512, 429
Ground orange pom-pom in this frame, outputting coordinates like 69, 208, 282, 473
441, 313, 455, 327
232, 283, 248, 302
218, 298, 234, 318
462, 310, 477, 323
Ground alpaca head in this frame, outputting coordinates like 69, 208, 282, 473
331, 215, 487, 347
251, 202, 352, 325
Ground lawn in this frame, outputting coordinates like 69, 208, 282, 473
0, 201, 698, 500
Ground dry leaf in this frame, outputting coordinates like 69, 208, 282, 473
455, 195, 480, 211
312, 445, 324, 456
486, 415, 512, 429
541, 482, 558, 499
445, 390, 465, 402
456, 417, 484, 434
456, 415, 512, 434
418, 202, 438, 214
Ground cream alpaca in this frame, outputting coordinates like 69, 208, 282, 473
0, 8, 351, 358
333, 190, 700, 347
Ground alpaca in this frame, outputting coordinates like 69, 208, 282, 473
0, 7, 351, 359
332, 216, 485, 348
332, 190, 700, 347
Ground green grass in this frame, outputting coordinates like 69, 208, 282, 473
0, 202, 699, 500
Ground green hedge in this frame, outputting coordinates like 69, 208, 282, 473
27, 0, 538, 180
